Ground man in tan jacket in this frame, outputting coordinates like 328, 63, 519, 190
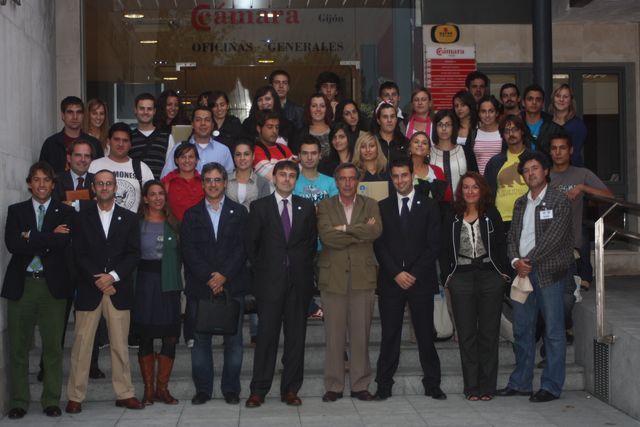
317, 163, 383, 403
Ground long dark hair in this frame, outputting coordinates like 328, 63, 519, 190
327, 121, 355, 163
154, 90, 189, 131
453, 172, 493, 218
248, 86, 283, 119
452, 90, 478, 130
335, 99, 367, 132
139, 180, 179, 231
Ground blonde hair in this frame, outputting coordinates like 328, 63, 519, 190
548, 84, 576, 121
83, 98, 110, 150
352, 132, 387, 177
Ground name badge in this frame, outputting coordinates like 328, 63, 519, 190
540, 209, 553, 220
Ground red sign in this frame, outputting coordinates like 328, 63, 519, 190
425, 46, 476, 111
192, 3, 300, 31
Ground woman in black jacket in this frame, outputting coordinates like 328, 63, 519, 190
440, 172, 509, 401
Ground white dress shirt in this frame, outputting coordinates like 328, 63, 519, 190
274, 192, 293, 227
519, 184, 548, 258
97, 202, 120, 282
396, 189, 415, 215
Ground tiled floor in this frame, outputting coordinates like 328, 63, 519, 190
1, 391, 638, 426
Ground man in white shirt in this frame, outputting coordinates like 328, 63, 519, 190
89, 123, 154, 213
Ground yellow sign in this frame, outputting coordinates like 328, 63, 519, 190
431, 25, 460, 44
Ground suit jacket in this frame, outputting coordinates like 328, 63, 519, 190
375, 191, 440, 296
245, 193, 317, 303
39, 129, 103, 173
317, 194, 383, 295
73, 203, 140, 310
181, 198, 249, 298
507, 185, 573, 287
2, 199, 74, 301
440, 205, 509, 284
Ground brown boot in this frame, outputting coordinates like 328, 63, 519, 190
155, 353, 178, 404
138, 354, 155, 405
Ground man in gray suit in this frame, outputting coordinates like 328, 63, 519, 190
497, 151, 573, 403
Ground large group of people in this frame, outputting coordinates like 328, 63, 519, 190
2, 68, 613, 420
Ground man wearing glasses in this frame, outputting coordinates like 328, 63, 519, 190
484, 114, 532, 232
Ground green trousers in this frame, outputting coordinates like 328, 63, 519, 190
7, 276, 67, 410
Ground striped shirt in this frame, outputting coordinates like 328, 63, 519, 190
473, 129, 502, 175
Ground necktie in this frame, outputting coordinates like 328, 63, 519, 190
28, 205, 46, 272
400, 197, 410, 235
76, 176, 84, 190
281, 199, 291, 241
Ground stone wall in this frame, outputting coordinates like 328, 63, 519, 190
0, 0, 57, 414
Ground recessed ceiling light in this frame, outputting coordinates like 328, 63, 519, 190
140, 40, 158, 44
163, 77, 178, 81
124, 13, 145, 19
257, 59, 275, 64
182, 101, 192, 105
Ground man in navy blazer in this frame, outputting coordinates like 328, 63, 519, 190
2, 162, 74, 419
245, 160, 317, 408
65, 169, 143, 413
373, 157, 446, 400
181, 162, 249, 405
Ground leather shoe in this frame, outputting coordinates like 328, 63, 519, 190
223, 392, 239, 405
43, 406, 62, 417
374, 388, 392, 401
115, 397, 144, 409
529, 389, 558, 402
322, 391, 343, 402
8, 408, 26, 419
191, 392, 210, 405
350, 390, 375, 401
89, 366, 106, 379
65, 400, 82, 414
281, 392, 302, 406
425, 386, 447, 400
496, 387, 532, 397
245, 394, 265, 408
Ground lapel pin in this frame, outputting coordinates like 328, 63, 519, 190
416, 200, 421, 205
230, 210, 234, 214
55, 208, 59, 212
117, 216, 122, 221
297, 206, 302, 210
167, 236, 172, 240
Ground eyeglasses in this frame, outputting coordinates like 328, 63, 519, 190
203, 177, 225, 184
94, 181, 115, 187
504, 127, 521, 134
437, 122, 452, 129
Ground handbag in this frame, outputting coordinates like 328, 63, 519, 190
433, 286, 454, 341
195, 289, 241, 335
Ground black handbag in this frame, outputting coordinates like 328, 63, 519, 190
195, 289, 241, 335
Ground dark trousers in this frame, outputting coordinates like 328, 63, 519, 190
448, 268, 504, 396
249, 287, 310, 396
375, 287, 441, 393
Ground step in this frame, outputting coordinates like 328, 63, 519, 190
27, 364, 585, 401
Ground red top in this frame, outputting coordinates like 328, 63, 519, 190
161, 169, 204, 221
430, 164, 453, 202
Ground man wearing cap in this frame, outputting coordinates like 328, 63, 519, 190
497, 151, 573, 403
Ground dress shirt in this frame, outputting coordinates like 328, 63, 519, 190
31, 197, 52, 220
97, 202, 120, 282
338, 195, 357, 226
519, 184, 548, 258
160, 136, 234, 178
69, 170, 89, 211
205, 196, 225, 238
274, 192, 293, 227
396, 189, 415, 215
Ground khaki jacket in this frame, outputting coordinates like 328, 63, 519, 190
317, 194, 383, 294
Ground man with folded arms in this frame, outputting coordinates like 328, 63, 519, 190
317, 162, 383, 402
497, 152, 573, 402
2, 162, 74, 419
66, 169, 143, 413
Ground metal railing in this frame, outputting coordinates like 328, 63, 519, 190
584, 194, 640, 344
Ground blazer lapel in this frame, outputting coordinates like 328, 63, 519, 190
270, 194, 287, 242
199, 201, 216, 240
106, 207, 121, 241
290, 196, 303, 240
41, 201, 61, 231
89, 205, 108, 241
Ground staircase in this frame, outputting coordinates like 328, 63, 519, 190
28, 299, 584, 400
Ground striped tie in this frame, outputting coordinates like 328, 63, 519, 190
27, 205, 45, 272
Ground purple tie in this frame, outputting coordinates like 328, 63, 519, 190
281, 199, 291, 241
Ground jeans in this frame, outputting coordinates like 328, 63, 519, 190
188, 295, 244, 397
508, 270, 568, 397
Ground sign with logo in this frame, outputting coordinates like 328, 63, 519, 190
430, 24, 459, 44
425, 46, 476, 111
192, 3, 300, 31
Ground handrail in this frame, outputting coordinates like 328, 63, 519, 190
584, 194, 640, 344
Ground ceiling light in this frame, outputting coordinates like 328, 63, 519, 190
124, 13, 144, 19
182, 101, 192, 105
257, 59, 275, 64
163, 77, 178, 81
140, 40, 158, 44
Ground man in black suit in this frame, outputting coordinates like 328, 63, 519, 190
181, 162, 249, 405
65, 169, 144, 413
39, 96, 103, 174
245, 160, 317, 408
2, 162, 74, 419
373, 157, 446, 400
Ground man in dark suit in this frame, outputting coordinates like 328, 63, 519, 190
2, 162, 74, 419
497, 151, 574, 402
245, 160, 317, 408
373, 158, 446, 401
181, 162, 249, 405
39, 96, 103, 174
65, 169, 144, 413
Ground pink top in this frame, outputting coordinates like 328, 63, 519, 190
473, 129, 502, 175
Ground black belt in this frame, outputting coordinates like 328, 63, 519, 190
25, 271, 44, 279
138, 259, 162, 273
